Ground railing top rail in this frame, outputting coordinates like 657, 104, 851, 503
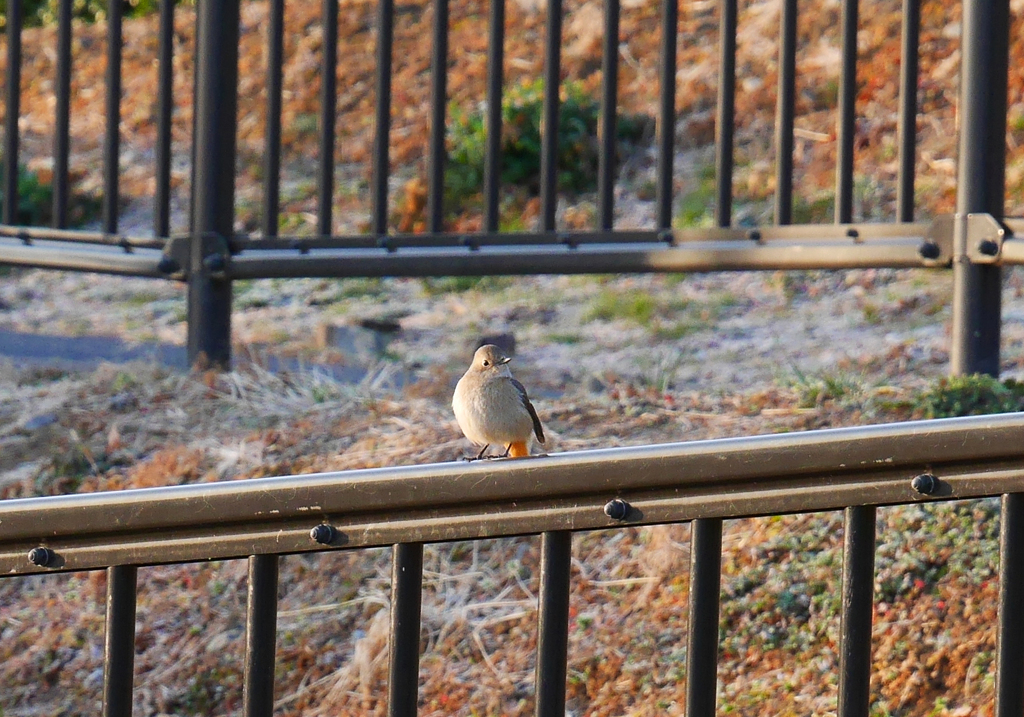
2, 412, 1023, 575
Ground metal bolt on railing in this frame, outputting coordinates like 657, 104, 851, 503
604, 498, 631, 521
912, 473, 938, 495
204, 253, 226, 272
919, 241, 942, 260
309, 524, 337, 545
978, 239, 1000, 257
28, 547, 55, 567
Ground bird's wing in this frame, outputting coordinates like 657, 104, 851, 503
511, 378, 545, 444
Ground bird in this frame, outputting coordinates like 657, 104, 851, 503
452, 344, 545, 459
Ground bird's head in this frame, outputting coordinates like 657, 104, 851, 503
471, 344, 512, 374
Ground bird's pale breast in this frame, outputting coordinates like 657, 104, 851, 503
453, 374, 535, 445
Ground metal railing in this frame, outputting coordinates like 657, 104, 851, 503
1, 0, 1022, 715
2, 413, 1024, 715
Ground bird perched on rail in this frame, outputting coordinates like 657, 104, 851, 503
453, 344, 545, 459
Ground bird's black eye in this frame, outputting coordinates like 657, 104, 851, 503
482, 360, 490, 367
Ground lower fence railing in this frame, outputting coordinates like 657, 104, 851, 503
3, 412, 1024, 715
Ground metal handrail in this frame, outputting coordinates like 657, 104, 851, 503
2, 411, 1022, 576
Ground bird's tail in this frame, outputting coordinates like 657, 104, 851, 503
507, 441, 530, 458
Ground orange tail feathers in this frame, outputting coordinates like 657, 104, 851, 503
507, 441, 530, 458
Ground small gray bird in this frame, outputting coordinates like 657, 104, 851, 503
452, 344, 545, 459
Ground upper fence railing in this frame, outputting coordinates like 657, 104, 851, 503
0, 0, 1015, 373
1, 0, 1023, 716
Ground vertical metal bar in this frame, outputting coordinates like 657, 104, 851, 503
539, 0, 562, 231
837, 506, 876, 717
685, 518, 722, 717
895, 0, 919, 223
714, 0, 736, 228
835, 0, 858, 224
53, 0, 72, 229
188, 0, 239, 368
597, 0, 619, 231
154, 0, 174, 238
483, 0, 505, 232
3, 0, 22, 226
655, 0, 677, 231
318, 0, 338, 236
997, 493, 1024, 717
371, 0, 395, 235
263, 0, 285, 239
388, 543, 424, 717
535, 530, 571, 717
189, 8, 199, 233
774, 0, 796, 226
102, 565, 137, 717
426, 0, 449, 233
103, 0, 123, 234
243, 555, 279, 717
950, 0, 1008, 377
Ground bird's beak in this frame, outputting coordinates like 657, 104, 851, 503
500, 356, 511, 364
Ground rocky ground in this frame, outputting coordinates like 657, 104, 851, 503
1, 0, 1024, 714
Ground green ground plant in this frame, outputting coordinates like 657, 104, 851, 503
0, 0, 189, 29
915, 373, 1024, 418
0, 160, 100, 227
445, 79, 650, 209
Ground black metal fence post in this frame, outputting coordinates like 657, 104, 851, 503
3, 0, 21, 226
102, 565, 138, 717
773, 0, 796, 226
53, 0, 72, 229
154, 0, 174, 238
686, 518, 722, 717
318, 0, 338, 236
837, 506, 876, 717
997, 493, 1024, 717
243, 555, 280, 717
535, 531, 571, 717
388, 543, 424, 717
951, 0, 1008, 377
953, 4, 1015, 716
188, 0, 240, 368
714, 0, 736, 228
103, 0, 122, 234
895, 0, 920, 223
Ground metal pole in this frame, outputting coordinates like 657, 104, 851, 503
597, 0, 619, 231
426, 0, 449, 233
895, 0, 920, 222
243, 555, 279, 717
262, 0, 285, 239
103, 0, 122, 234
997, 493, 1024, 717
318, 0, 338, 236
774, 0, 796, 226
388, 543, 424, 717
102, 565, 138, 717
685, 518, 722, 717
655, 0, 677, 231
714, 0, 736, 228
535, 531, 571, 717
371, 0, 395, 235
951, 0, 1008, 377
155, 0, 174, 238
4, 0, 22, 226
53, 0, 72, 229
837, 505, 875, 717
483, 0, 505, 232
188, 0, 239, 368
539, 0, 563, 231
835, 0, 858, 224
